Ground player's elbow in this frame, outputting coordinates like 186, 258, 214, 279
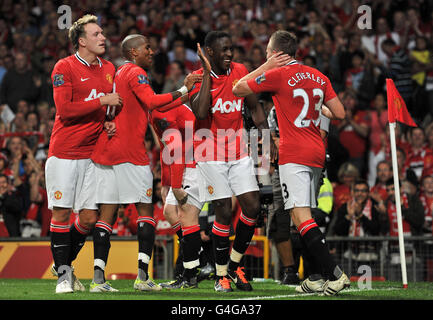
232, 82, 250, 97
334, 109, 345, 121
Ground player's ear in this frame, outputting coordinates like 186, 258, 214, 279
205, 47, 213, 58
130, 47, 138, 59
78, 36, 86, 48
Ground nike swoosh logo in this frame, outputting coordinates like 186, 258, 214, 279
53, 244, 68, 248
216, 247, 229, 251
81, 77, 90, 81
210, 88, 218, 92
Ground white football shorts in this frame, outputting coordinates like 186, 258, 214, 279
45, 156, 97, 211
278, 163, 322, 210
94, 162, 153, 204
197, 156, 259, 202
165, 167, 204, 210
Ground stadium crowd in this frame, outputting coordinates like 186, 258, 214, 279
0, 0, 432, 258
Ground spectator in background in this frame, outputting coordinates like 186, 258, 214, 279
370, 160, 393, 203
248, 44, 266, 70
405, 127, 433, 181
162, 60, 186, 94
376, 178, 424, 239
0, 52, 39, 112
167, 39, 199, 74
36, 56, 55, 107
0, 173, 23, 237
184, 13, 206, 51
362, 17, 400, 66
367, 92, 388, 186
344, 50, 365, 94
333, 179, 383, 262
105, 45, 125, 69
333, 162, 360, 212
410, 35, 432, 120
333, 90, 369, 175
380, 38, 413, 117
419, 174, 433, 237
333, 179, 382, 237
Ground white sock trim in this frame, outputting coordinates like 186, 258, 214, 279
215, 263, 228, 277
94, 258, 106, 270
230, 248, 243, 263
183, 259, 200, 269
138, 252, 151, 264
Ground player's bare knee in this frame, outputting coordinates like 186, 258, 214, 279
52, 208, 71, 222
78, 211, 98, 229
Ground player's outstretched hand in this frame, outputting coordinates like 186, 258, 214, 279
184, 73, 203, 91
197, 43, 212, 73
264, 51, 291, 71
100, 93, 123, 107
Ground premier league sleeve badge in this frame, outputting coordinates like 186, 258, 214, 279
53, 74, 64, 87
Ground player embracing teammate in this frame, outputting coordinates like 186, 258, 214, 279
189, 31, 278, 293
233, 30, 350, 295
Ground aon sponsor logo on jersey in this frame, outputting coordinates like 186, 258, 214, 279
84, 89, 105, 101
212, 98, 242, 114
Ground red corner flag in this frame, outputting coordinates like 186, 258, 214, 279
387, 78, 417, 127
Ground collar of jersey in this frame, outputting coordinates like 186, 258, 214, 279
285, 60, 298, 66
75, 52, 102, 67
210, 67, 231, 79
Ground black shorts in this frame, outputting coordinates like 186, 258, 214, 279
268, 169, 291, 243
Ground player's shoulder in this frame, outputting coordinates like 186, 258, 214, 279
231, 62, 249, 74
53, 55, 74, 71
99, 57, 115, 71
192, 67, 204, 75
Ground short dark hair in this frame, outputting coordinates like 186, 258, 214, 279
386, 178, 401, 187
204, 31, 231, 49
351, 178, 369, 190
269, 30, 297, 57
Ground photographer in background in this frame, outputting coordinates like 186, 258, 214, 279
0, 173, 23, 237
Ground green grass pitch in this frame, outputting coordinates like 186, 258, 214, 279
1, 279, 433, 300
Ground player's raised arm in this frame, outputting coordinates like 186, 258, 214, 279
120, 34, 199, 111
191, 42, 212, 120
233, 52, 291, 97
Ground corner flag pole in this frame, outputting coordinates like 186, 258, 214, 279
388, 122, 408, 289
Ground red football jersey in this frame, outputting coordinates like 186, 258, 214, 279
191, 62, 249, 162
247, 61, 337, 167
150, 104, 197, 188
49, 53, 115, 159
92, 63, 150, 165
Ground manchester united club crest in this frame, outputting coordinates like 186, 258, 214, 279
232, 79, 239, 87
54, 191, 62, 200
106, 73, 113, 84
146, 188, 153, 197
207, 185, 214, 195
394, 97, 402, 111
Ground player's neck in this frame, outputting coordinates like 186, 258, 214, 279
77, 48, 100, 66
210, 62, 226, 76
